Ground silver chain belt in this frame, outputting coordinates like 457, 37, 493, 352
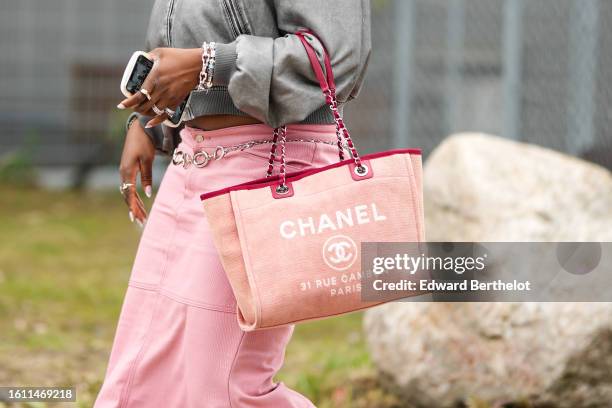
171, 138, 348, 169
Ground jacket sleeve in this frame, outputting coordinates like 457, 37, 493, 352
212, 0, 371, 128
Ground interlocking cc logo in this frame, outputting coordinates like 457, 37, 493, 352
322, 235, 358, 271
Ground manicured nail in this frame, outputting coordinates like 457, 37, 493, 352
129, 211, 134, 222
145, 185, 152, 198
136, 219, 144, 228
117, 103, 126, 109
145, 122, 153, 128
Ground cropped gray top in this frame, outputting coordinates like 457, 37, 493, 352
133, 0, 371, 154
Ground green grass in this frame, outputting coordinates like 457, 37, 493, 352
0, 186, 397, 408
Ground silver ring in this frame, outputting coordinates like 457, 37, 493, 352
152, 104, 164, 116
165, 108, 176, 116
119, 182, 134, 192
119, 182, 134, 197
140, 88, 151, 100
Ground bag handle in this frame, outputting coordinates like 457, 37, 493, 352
266, 29, 366, 194
296, 29, 363, 166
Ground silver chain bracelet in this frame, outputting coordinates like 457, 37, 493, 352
196, 42, 216, 92
171, 138, 349, 169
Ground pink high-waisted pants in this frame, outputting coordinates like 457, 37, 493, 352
94, 123, 339, 408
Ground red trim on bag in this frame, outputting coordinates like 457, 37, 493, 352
200, 148, 421, 201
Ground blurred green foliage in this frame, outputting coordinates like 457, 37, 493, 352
0, 131, 39, 186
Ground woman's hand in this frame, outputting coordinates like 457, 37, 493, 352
117, 47, 202, 128
119, 119, 156, 227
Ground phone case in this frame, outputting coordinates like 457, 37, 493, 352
120, 51, 153, 98
163, 93, 192, 128
120, 51, 190, 128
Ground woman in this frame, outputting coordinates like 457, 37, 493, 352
95, 1, 371, 407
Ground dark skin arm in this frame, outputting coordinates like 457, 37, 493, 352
119, 119, 156, 226
117, 48, 202, 128
117, 47, 201, 226
116, 47, 261, 225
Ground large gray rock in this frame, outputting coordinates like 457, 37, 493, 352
423, 133, 612, 242
364, 133, 612, 407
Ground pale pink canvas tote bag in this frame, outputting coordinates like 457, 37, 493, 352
200, 30, 425, 331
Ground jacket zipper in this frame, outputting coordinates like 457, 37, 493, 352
222, 0, 249, 36
166, 0, 177, 46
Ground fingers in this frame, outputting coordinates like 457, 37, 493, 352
139, 157, 154, 198
120, 183, 148, 227
136, 97, 159, 116
117, 49, 180, 117
145, 113, 169, 129
119, 163, 147, 227
139, 53, 159, 98
141, 108, 158, 117
116, 48, 179, 119
118, 91, 147, 110
142, 90, 180, 115
118, 59, 160, 111
117, 83, 170, 119
119, 121, 158, 227
118, 161, 137, 194
130, 190, 148, 227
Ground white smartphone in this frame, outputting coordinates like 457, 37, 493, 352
120, 51, 191, 128
120, 51, 153, 98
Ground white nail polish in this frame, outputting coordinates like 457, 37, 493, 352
129, 211, 134, 222
136, 219, 144, 228
117, 103, 126, 109
145, 185, 152, 198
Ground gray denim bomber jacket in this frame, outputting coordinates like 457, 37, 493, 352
133, 0, 372, 155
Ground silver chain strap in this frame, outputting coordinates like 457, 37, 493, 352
171, 138, 348, 169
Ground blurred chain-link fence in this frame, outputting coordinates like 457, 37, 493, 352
1, 0, 611, 177
350, 0, 611, 171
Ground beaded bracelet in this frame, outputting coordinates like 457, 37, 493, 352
196, 41, 216, 92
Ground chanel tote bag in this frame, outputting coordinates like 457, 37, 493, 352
200, 30, 425, 331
